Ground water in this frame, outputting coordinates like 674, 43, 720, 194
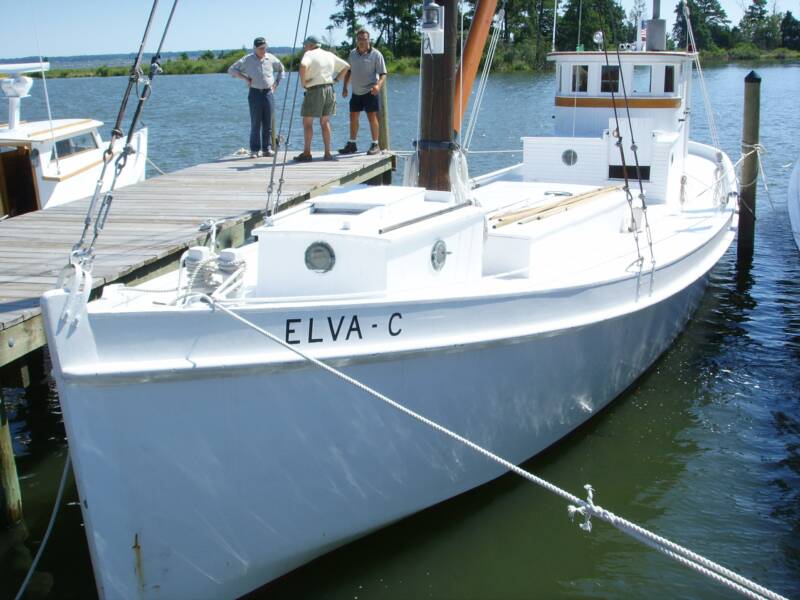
1, 62, 799, 599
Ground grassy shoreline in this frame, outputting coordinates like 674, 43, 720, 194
26, 46, 800, 79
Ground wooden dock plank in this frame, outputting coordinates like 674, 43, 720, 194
0, 152, 393, 356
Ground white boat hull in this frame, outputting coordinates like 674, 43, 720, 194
789, 157, 800, 252
41, 208, 733, 599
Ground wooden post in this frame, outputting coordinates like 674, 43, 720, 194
0, 393, 23, 527
418, 0, 458, 192
738, 70, 761, 258
378, 81, 390, 151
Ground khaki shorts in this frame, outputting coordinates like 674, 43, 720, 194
301, 84, 336, 117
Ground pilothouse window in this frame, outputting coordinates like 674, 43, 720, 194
571, 65, 588, 92
664, 65, 675, 93
601, 66, 619, 93
633, 65, 651, 94
52, 133, 97, 160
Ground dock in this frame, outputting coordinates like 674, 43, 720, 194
0, 151, 394, 369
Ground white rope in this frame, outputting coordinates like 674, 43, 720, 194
146, 156, 166, 175
194, 294, 789, 600
13, 452, 71, 600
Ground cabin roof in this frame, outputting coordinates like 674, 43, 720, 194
0, 118, 101, 145
547, 51, 697, 62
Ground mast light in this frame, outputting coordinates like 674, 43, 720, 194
422, 0, 445, 54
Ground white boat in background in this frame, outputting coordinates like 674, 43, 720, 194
789, 157, 800, 251
0, 62, 147, 218
41, 2, 738, 598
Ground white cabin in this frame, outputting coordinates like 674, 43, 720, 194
0, 63, 147, 218
522, 50, 696, 205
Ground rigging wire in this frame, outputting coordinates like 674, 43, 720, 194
612, 43, 655, 266
30, 13, 60, 175
599, 31, 643, 264
462, 8, 503, 151
265, 0, 312, 218
71, 0, 164, 267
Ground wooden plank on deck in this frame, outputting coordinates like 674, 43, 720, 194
0, 152, 393, 361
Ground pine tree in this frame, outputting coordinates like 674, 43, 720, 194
330, 0, 368, 45
780, 11, 800, 50
739, 0, 781, 49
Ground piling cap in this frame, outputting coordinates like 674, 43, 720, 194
745, 70, 761, 83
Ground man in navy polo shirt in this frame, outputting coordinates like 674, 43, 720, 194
339, 30, 387, 156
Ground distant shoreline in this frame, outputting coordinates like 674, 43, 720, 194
8, 46, 800, 80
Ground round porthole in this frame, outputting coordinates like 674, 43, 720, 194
562, 149, 578, 166
305, 241, 335, 273
431, 240, 447, 271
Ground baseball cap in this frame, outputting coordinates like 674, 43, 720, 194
303, 35, 321, 46
253, 37, 267, 48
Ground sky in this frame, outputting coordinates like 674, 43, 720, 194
0, 0, 767, 60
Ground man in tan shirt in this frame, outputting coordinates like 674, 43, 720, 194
295, 36, 350, 162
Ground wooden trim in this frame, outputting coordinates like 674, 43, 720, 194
42, 157, 103, 182
555, 96, 681, 108
492, 185, 620, 228
29, 119, 95, 138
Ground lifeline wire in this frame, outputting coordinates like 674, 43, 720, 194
197, 294, 789, 600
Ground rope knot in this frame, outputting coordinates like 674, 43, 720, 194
567, 484, 596, 532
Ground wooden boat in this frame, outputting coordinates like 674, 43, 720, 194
40, 2, 738, 597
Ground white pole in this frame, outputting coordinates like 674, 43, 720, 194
551, 0, 558, 51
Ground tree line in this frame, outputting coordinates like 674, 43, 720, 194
330, 0, 800, 68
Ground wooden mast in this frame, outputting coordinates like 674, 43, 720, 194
418, 0, 458, 192
453, 0, 498, 134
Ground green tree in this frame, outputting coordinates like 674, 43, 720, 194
331, 0, 368, 45
556, 0, 627, 50
361, 0, 420, 56
672, 0, 730, 49
781, 11, 800, 49
738, 0, 780, 49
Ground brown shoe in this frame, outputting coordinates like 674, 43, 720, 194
323, 153, 336, 161
293, 152, 312, 162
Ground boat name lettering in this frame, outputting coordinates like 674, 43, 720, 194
284, 312, 403, 345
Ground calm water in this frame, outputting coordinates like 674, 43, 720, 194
1, 62, 799, 599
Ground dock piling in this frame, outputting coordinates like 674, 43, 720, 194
0, 392, 23, 528
378, 81, 390, 151
738, 70, 761, 259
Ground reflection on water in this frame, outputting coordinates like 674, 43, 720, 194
2, 62, 800, 599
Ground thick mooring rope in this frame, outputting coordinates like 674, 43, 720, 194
196, 294, 789, 600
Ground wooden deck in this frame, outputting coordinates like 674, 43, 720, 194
0, 151, 394, 367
